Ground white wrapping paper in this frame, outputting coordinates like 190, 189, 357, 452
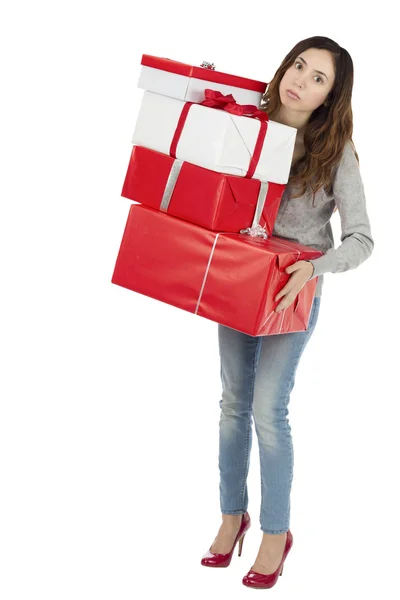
131, 91, 297, 184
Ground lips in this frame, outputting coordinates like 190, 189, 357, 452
287, 89, 300, 99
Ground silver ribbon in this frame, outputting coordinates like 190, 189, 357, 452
195, 233, 222, 314
160, 159, 184, 212
240, 181, 269, 239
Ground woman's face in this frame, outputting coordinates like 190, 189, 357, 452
279, 48, 336, 112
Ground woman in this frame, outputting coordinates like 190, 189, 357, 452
200, 36, 374, 589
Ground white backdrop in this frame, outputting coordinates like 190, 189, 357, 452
1, 1, 398, 598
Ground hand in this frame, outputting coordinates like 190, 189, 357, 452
274, 260, 314, 312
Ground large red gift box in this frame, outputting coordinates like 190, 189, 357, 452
121, 146, 286, 235
111, 204, 323, 336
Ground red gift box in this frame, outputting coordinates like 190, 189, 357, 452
111, 204, 323, 336
138, 55, 267, 106
140, 55, 267, 93
121, 146, 286, 235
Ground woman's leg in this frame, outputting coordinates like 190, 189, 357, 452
252, 297, 322, 533
217, 323, 263, 516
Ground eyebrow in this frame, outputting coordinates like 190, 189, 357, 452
297, 56, 329, 80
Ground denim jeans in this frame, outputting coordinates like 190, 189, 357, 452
217, 296, 321, 534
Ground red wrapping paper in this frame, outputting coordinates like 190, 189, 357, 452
141, 55, 267, 93
111, 205, 323, 336
121, 146, 286, 236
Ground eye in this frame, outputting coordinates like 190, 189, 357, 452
295, 62, 323, 83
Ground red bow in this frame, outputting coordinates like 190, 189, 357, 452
200, 89, 269, 122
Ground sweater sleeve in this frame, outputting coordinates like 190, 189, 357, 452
308, 140, 374, 279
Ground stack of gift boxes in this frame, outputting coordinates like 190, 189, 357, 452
111, 55, 323, 336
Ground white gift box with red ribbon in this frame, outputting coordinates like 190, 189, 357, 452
138, 55, 267, 105
131, 90, 297, 184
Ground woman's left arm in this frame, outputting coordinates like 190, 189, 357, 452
307, 140, 375, 278
274, 141, 374, 312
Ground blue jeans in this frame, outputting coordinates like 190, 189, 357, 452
217, 296, 321, 534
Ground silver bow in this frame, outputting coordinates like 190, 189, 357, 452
239, 224, 268, 239
200, 61, 216, 70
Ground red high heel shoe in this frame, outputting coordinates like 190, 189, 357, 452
242, 529, 293, 589
201, 512, 251, 568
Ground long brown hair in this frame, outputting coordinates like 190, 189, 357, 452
260, 36, 359, 206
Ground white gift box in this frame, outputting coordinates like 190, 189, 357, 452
138, 55, 266, 105
131, 91, 297, 184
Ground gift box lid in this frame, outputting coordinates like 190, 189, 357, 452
141, 55, 267, 93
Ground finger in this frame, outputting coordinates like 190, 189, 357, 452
275, 294, 297, 312
275, 269, 303, 301
275, 279, 297, 301
275, 283, 292, 301
275, 300, 289, 312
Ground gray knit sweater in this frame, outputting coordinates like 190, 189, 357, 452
272, 140, 374, 296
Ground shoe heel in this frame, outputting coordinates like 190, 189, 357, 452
280, 564, 284, 576
238, 533, 245, 557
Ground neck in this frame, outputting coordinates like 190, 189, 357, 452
270, 105, 311, 141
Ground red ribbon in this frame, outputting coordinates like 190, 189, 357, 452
169, 89, 269, 179
200, 89, 269, 121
